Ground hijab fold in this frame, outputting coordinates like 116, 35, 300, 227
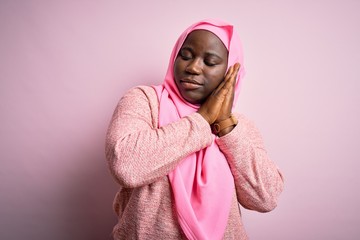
153, 19, 245, 240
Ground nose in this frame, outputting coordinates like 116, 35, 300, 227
185, 58, 202, 75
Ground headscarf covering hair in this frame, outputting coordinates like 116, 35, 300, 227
153, 19, 245, 240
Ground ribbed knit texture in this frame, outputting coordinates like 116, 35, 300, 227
106, 86, 284, 239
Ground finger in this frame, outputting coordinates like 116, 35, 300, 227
223, 68, 238, 90
213, 80, 232, 100
230, 63, 240, 80
222, 64, 239, 88
211, 66, 233, 96
213, 63, 240, 96
227, 63, 240, 88
227, 64, 240, 103
223, 65, 235, 82
233, 62, 241, 71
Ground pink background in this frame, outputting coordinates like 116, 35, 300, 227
1, 0, 359, 239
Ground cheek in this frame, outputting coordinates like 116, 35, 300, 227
173, 59, 183, 79
207, 68, 226, 87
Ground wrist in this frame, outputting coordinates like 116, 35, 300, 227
215, 114, 231, 122
217, 125, 235, 137
212, 114, 238, 136
197, 112, 210, 124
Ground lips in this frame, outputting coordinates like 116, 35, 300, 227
180, 78, 203, 90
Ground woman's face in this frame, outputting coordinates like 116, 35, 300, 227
173, 30, 228, 104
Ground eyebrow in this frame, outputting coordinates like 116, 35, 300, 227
181, 46, 223, 60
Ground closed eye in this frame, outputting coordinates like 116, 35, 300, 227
204, 56, 220, 67
179, 48, 193, 60
204, 61, 217, 66
180, 54, 192, 60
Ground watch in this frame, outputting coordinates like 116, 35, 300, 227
212, 114, 238, 134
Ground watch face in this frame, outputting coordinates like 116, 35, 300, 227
213, 123, 221, 133
213, 115, 238, 134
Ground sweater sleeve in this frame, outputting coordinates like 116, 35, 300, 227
215, 114, 284, 212
105, 86, 213, 188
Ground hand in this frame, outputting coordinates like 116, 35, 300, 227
216, 63, 240, 122
197, 63, 240, 125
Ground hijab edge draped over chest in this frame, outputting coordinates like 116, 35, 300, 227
153, 19, 245, 240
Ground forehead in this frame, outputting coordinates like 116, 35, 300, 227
182, 30, 228, 55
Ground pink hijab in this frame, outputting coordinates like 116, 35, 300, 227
153, 19, 245, 239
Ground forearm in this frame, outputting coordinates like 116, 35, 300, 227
216, 114, 284, 212
106, 87, 213, 188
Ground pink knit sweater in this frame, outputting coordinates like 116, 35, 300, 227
105, 86, 284, 240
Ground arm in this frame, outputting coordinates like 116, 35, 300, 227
105, 86, 213, 188
216, 114, 284, 212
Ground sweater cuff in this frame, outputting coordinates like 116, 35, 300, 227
215, 114, 250, 154
187, 112, 213, 147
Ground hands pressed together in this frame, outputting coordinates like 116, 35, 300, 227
198, 63, 240, 136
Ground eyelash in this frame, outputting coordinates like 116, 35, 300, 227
180, 54, 192, 60
179, 53, 217, 67
205, 62, 216, 67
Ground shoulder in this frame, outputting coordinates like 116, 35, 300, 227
119, 85, 159, 126
123, 85, 158, 101
120, 85, 159, 109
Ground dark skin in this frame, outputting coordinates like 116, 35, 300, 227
173, 30, 240, 136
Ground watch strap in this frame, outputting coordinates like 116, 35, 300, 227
213, 114, 238, 134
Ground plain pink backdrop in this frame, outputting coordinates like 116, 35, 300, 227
1, 0, 359, 239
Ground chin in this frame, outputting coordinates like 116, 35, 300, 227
180, 91, 205, 105
184, 97, 203, 105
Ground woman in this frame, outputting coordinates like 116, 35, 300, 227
106, 19, 284, 240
